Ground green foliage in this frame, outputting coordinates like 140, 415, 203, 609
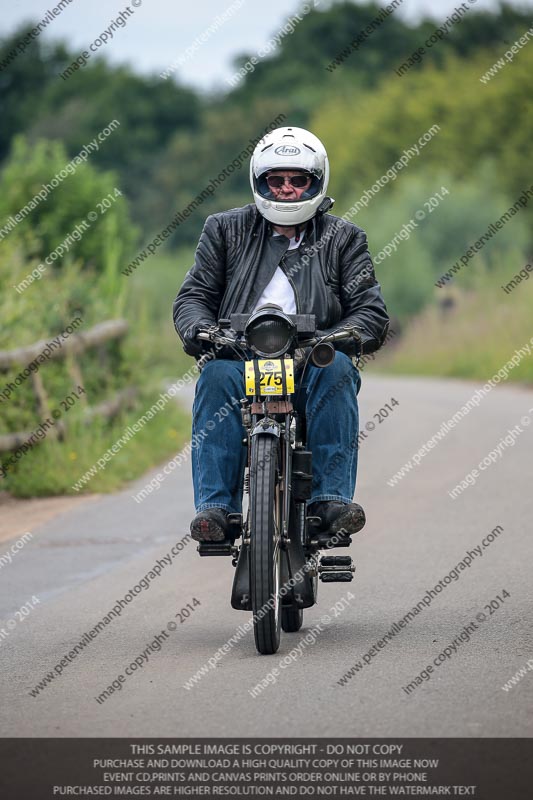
151, 99, 291, 246
0, 24, 201, 237
34, 61, 202, 230
0, 152, 138, 479
359, 168, 530, 319
312, 45, 533, 217
126, 250, 194, 379
225, 2, 532, 102
431, 2, 532, 61
3, 398, 190, 497
0, 25, 66, 160
380, 258, 533, 383
309, 38, 532, 320
0, 235, 131, 447
0, 246, 194, 496
0, 135, 136, 271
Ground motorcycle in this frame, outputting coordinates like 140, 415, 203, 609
196, 306, 362, 655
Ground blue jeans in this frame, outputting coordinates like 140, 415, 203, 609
191, 352, 361, 513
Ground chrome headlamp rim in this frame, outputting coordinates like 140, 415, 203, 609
244, 305, 297, 359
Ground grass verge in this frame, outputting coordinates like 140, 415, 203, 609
379, 259, 533, 382
2, 395, 191, 497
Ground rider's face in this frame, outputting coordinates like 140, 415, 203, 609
265, 170, 312, 201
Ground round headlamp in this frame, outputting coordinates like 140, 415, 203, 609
245, 305, 296, 358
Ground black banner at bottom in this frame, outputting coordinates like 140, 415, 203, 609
0, 738, 531, 799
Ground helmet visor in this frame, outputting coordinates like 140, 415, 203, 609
255, 169, 323, 202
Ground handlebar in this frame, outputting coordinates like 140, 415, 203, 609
196, 326, 361, 348
300, 329, 362, 347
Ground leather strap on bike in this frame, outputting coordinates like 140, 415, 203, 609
280, 359, 287, 395
253, 359, 262, 392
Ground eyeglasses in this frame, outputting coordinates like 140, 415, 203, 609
266, 174, 311, 189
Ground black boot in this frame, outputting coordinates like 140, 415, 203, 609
308, 501, 366, 540
190, 508, 229, 543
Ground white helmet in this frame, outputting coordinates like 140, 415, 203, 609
250, 126, 329, 226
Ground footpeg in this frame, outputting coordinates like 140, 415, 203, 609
319, 554, 355, 582
197, 542, 236, 557
321, 572, 354, 582
320, 555, 352, 567
311, 533, 352, 549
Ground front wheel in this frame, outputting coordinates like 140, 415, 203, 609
250, 434, 282, 655
282, 605, 303, 632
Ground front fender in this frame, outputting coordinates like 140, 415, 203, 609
251, 418, 281, 438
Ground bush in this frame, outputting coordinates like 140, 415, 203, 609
0, 135, 136, 270
0, 146, 196, 496
379, 258, 533, 382
359, 167, 530, 320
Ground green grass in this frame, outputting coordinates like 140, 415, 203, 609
3, 390, 192, 497
379, 259, 533, 383
125, 248, 194, 383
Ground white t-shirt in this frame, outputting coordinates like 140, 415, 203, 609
252, 234, 301, 314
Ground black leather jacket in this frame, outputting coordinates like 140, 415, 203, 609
173, 202, 389, 358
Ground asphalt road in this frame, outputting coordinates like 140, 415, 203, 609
1, 374, 532, 737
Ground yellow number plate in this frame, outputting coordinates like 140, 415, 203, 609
245, 358, 295, 396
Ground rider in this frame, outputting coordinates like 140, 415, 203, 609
173, 126, 389, 544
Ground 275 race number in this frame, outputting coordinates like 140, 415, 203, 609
245, 358, 295, 396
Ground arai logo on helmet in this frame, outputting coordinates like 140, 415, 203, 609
274, 145, 301, 156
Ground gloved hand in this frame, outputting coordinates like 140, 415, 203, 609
182, 321, 212, 357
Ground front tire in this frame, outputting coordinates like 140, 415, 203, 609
250, 434, 282, 655
282, 605, 303, 632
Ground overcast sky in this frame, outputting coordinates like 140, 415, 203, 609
2, 0, 529, 91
